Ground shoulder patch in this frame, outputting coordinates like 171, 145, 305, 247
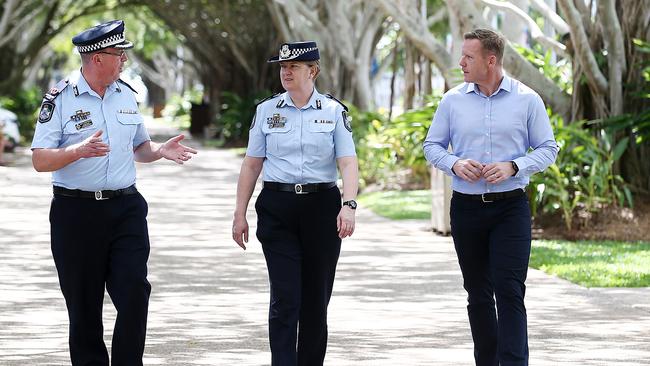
255, 93, 281, 107
38, 78, 68, 123
342, 110, 352, 132
117, 79, 138, 93
325, 93, 348, 112
38, 101, 56, 123
249, 112, 257, 130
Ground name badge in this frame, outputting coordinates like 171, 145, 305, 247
314, 119, 334, 124
118, 109, 138, 114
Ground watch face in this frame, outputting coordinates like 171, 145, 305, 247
345, 200, 357, 209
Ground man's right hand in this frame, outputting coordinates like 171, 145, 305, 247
70, 130, 110, 158
452, 159, 485, 182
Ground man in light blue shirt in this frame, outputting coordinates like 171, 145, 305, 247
31, 20, 196, 366
423, 29, 558, 366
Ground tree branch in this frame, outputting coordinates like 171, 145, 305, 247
529, 0, 570, 35
557, 0, 608, 95
480, 0, 567, 57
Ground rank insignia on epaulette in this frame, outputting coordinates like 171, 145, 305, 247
342, 110, 352, 132
38, 101, 55, 123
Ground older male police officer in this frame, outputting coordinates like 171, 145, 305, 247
31, 20, 197, 365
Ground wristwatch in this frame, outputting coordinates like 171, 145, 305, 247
343, 200, 357, 209
510, 161, 519, 176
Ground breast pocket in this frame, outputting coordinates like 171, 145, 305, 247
116, 113, 144, 152
306, 122, 335, 155
264, 122, 293, 156
62, 119, 99, 146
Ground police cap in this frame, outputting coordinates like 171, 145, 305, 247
72, 20, 134, 54
268, 41, 320, 63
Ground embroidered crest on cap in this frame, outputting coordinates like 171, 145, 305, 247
38, 102, 55, 123
279, 45, 291, 59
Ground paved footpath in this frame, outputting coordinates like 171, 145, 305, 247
0, 128, 649, 365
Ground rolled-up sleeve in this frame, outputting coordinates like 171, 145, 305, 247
513, 94, 559, 178
423, 97, 459, 176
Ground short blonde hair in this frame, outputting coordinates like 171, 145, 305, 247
305, 60, 321, 80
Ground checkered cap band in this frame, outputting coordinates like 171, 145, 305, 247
77, 33, 126, 53
280, 47, 318, 60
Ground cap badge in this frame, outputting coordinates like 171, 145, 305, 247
279, 44, 291, 59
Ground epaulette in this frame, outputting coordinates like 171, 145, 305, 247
325, 93, 348, 111
43, 79, 69, 102
255, 92, 281, 107
118, 79, 138, 93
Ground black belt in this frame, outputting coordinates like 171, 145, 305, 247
53, 184, 138, 200
453, 188, 525, 203
263, 181, 336, 194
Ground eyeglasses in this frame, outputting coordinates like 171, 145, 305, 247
98, 50, 126, 58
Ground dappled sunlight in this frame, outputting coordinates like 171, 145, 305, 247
0, 146, 648, 365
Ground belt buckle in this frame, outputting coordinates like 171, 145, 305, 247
294, 184, 307, 195
481, 193, 493, 203
94, 191, 108, 200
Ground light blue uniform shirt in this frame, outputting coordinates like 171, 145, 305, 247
31, 71, 150, 191
423, 75, 558, 194
246, 88, 356, 183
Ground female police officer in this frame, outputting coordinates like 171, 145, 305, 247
232, 41, 359, 366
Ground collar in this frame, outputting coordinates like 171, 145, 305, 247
71, 69, 121, 97
465, 74, 512, 96
277, 88, 323, 110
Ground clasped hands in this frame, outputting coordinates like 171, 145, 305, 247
452, 159, 515, 184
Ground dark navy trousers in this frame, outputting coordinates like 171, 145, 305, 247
255, 186, 342, 366
450, 193, 531, 366
50, 192, 151, 366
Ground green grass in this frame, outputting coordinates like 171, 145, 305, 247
359, 190, 649, 288
358, 190, 431, 220
530, 240, 650, 287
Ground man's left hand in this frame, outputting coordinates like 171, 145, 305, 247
160, 134, 198, 164
482, 162, 515, 184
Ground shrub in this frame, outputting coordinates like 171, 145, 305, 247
0, 87, 43, 143
529, 114, 633, 230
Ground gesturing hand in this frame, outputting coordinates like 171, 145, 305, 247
72, 130, 110, 158
160, 134, 198, 164
452, 159, 484, 182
